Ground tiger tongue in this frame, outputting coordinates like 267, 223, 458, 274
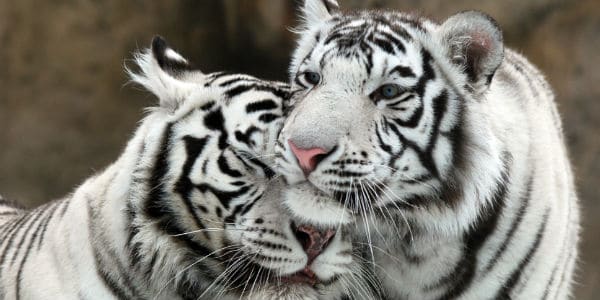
280, 268, 319, 286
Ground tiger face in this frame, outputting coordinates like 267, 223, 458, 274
276, 1, 506, 231
128, 37, 372, 299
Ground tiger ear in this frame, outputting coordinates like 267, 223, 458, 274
151, 35, 193, 78
437, 11, 504, 88
301, 0, 340, 26
128, 35, 199, 110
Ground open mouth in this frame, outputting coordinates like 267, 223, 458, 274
280, 267, 319, 286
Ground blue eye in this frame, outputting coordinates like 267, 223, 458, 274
304, 72, 321, 85
380, 84, 400, 99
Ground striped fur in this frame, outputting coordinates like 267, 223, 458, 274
276, 1, 579, 299
0, 197, 24, 229
0, 37, 377, 300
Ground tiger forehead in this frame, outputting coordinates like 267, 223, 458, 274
301, 13, 430, 80
319, 12, 428, 49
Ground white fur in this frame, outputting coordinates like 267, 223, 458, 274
0, 39, 375, 300
278, 3, 579, 299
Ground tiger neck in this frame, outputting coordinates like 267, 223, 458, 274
54, 114, 173, 296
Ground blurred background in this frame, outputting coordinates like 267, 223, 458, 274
0, 0, 598, 297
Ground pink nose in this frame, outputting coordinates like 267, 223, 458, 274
288, 140, 328, 176
291, 223, 336, 265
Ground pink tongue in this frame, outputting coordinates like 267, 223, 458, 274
288, 141, 327, 174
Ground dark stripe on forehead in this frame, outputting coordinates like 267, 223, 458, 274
377, 30, 406, 53
204, 71, 230, 87
371, 36, 395, 55
415, 47, 435, 97
246, 99, 278, 113
225, 84, 291, 101
392, 14, 427, 32
218, 76, 258, 88
390, 65, 416, 78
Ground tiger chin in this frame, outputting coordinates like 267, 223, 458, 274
0, 36, 377, 300
276, 1, 579, 299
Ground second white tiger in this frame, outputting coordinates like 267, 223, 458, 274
276, 1, 580, 299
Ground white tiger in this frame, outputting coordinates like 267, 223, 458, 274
275, 1, 580, 299
0, 36, 379, 300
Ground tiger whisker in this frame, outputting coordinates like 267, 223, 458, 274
153, 244, 240, 300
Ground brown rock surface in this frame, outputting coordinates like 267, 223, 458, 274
0, 0, 597, 297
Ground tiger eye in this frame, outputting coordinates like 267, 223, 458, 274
380, 84, 401, 99
304, 72, 321, 85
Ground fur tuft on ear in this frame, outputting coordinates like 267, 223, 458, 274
127, 36, 199, 110
301, 0, 339, 27
437, 11, 504, 87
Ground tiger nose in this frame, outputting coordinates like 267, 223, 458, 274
291, 222, 336, 265
288, 140, 330, 176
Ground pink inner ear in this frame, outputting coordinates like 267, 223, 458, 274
470, 31, 493, 53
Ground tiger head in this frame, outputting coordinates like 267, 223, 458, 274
127, 37, 375, 299
276, 0, 507, 234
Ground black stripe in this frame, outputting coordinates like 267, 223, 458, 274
88, 200, 142, 300
240, 192, 262, 216
494, 208, 550, 299
259, 113, 280, 123
94, 254, 131, 300
0, 216, 23, 241
372, 38, 395, 55
139, 123, 212, 259
204, 71, 230, 87
199, 101, 215, 111
483, 173, 534, 272
218, 76, 256, 87
378, 30, 406, 53
217, 153, 243, 178
9, 208, 46, 267
390, 65, 415, 78
173, 135, 211, 239
543, 196, 576, 299
57, 196, 71, 218
195, 184, 250, 209
36, 201, 61, 250
0, 213, 34, 268
144, 250, 160, 281
225, 84, 290, 101
415, 48, 435, 97
15, 206, 52, 300
143, 123, 174, 220
243, 155, 276, 179
204, 108, 228, 150
0, 211, 19, 216
234, 126, 259, 148
434, 155, 511, 299
246, 99, 278, 113
224, 204, 245, 224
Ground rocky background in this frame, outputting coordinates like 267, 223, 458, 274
0, 0, 598, 297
